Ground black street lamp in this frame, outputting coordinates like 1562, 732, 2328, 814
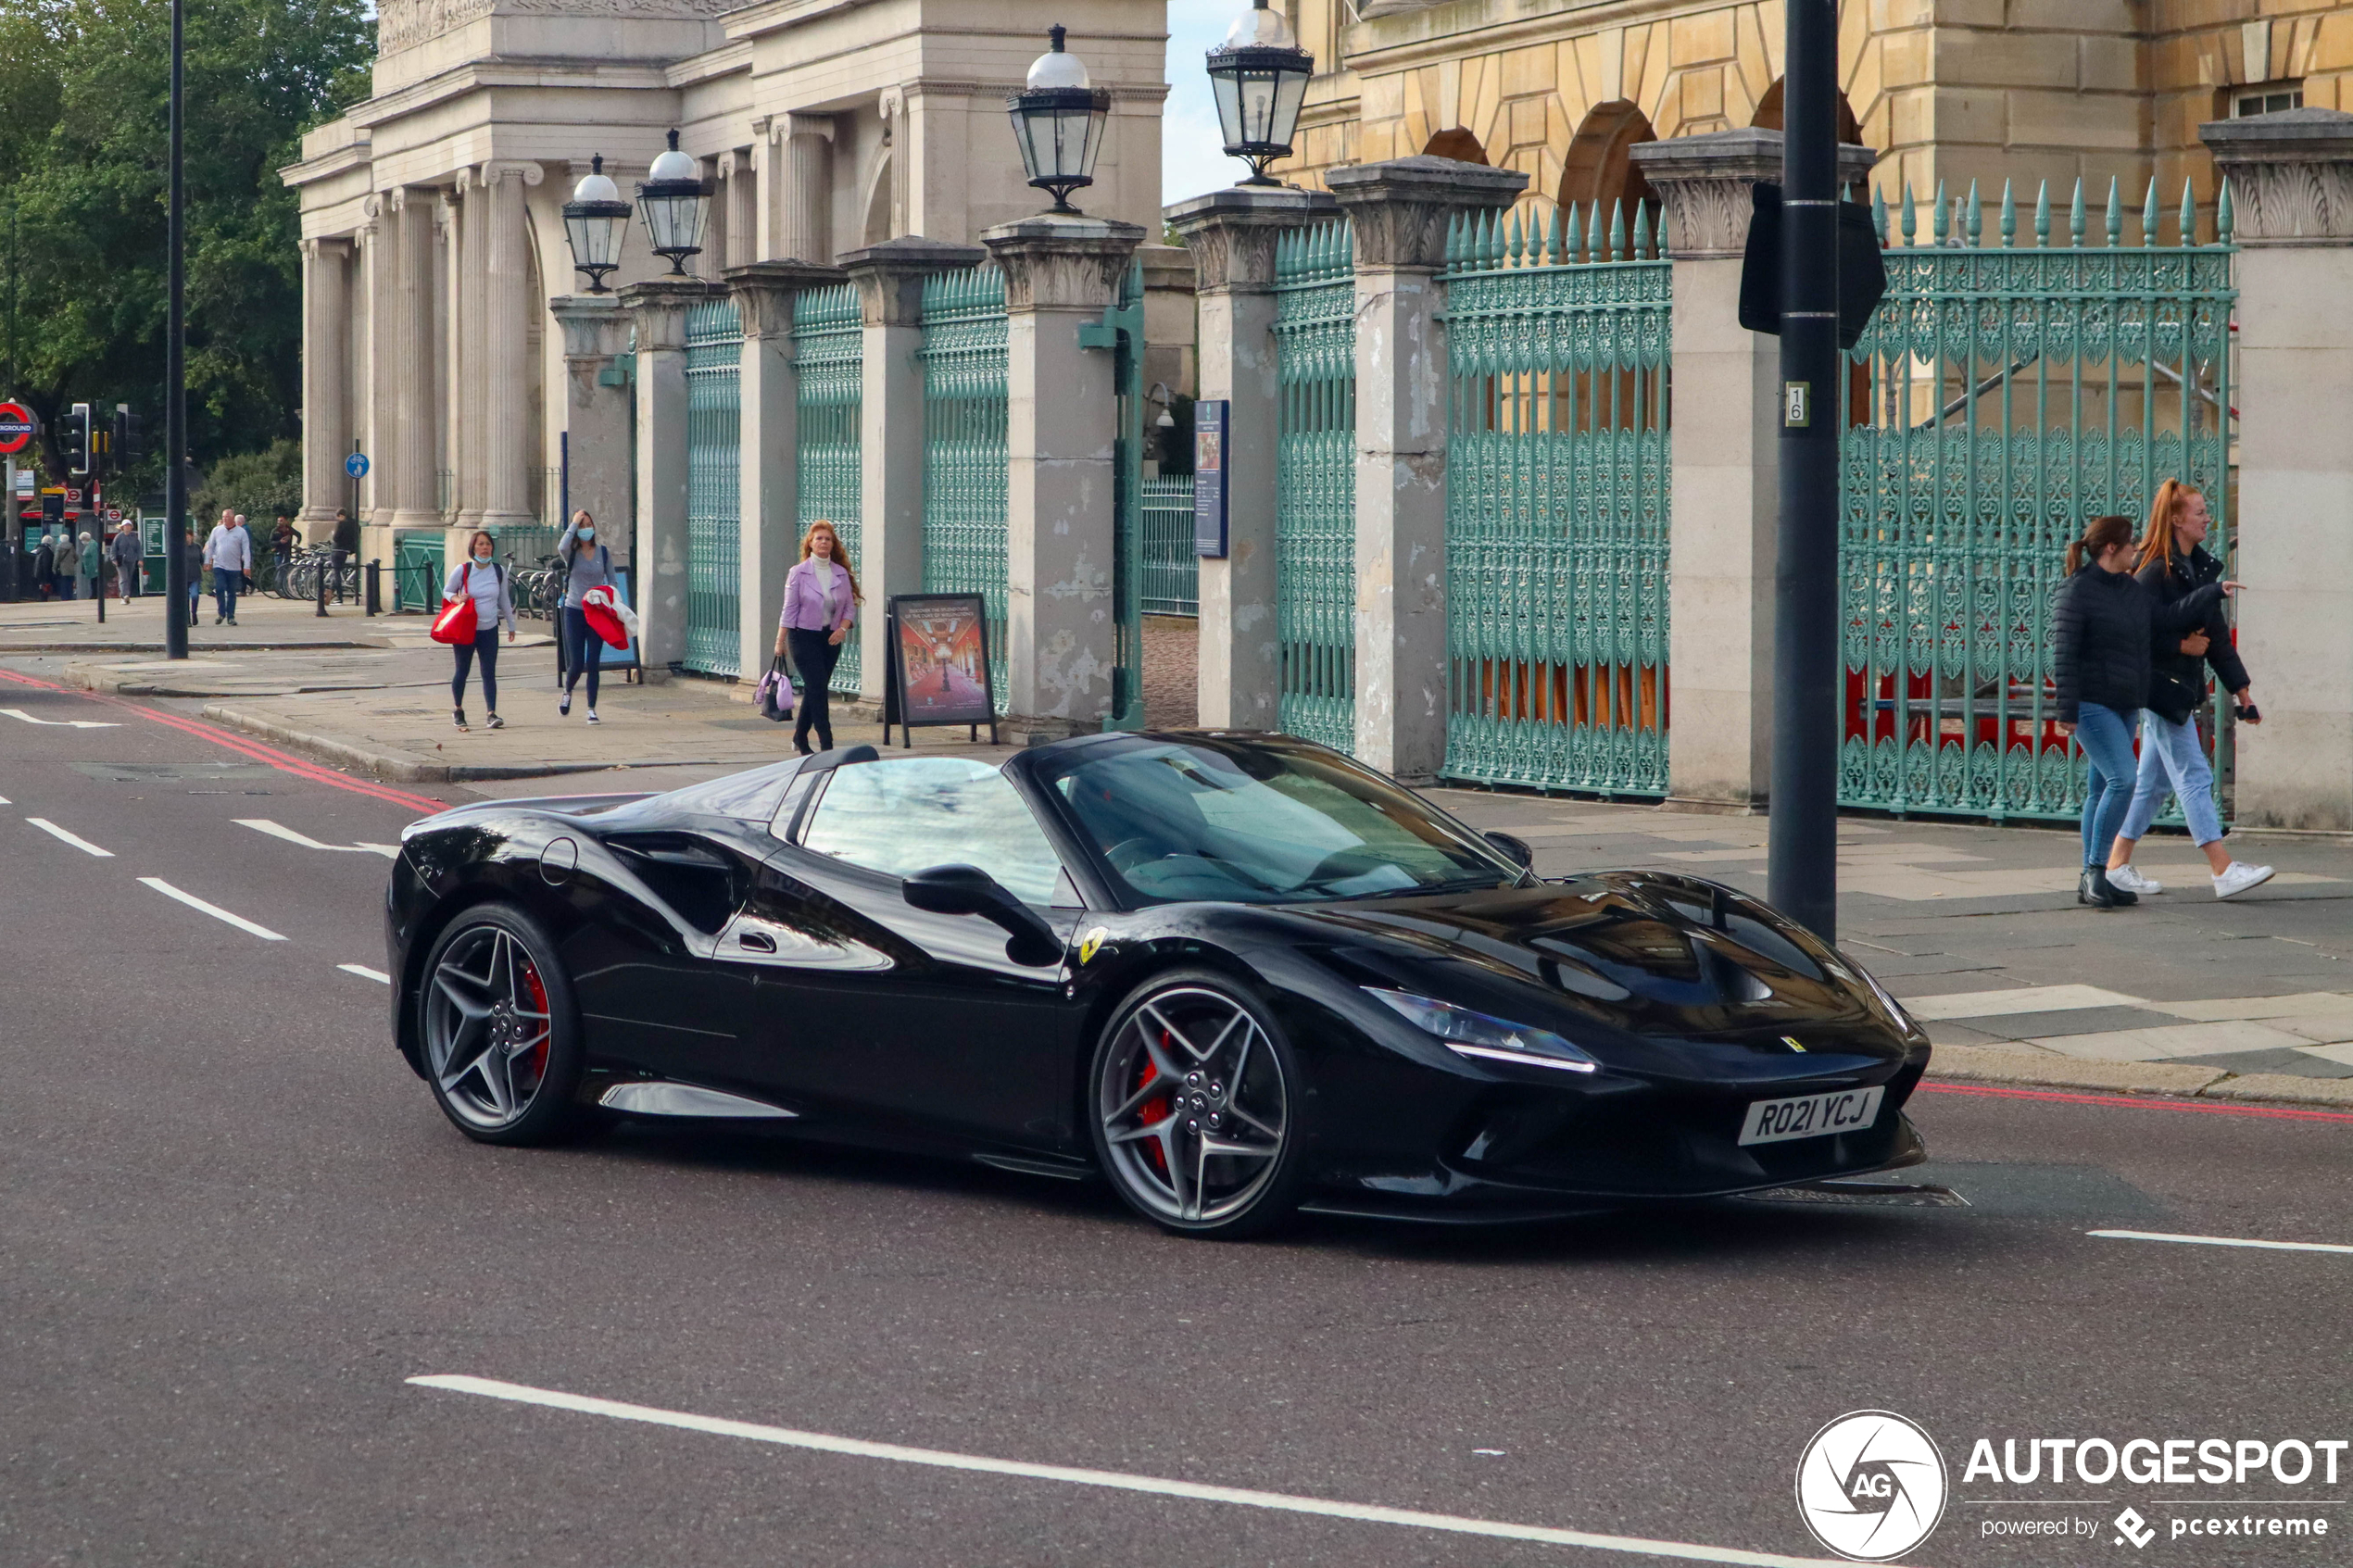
635, 130, 711, 275
1205, 0, 1314, 187
562, 156, 632, 293
1007, 25, 1110, 215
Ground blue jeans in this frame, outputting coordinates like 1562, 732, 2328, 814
212, 565, 239, 621
452, 631, 499, 710
2075, 701, 2139, 869
559, 607, 601, 706
2122, 710, 2223, 847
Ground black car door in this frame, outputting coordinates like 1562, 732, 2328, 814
717, 756, 1088, 1150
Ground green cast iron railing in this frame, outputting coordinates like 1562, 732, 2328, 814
1440, 202, 1672, 796
684, 296, 744, 678
1140, 477, 1198, 617
919, 264, 1010, 709
1841, 178, 2236, 822
392, 532, 444, 613
794, 282, 865, 696
1272, 220, 1355, 753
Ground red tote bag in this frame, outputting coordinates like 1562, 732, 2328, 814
429, 594, 477, 645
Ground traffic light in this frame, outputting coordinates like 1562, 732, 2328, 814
62, 403, 92, 477
113, 406, 147, 468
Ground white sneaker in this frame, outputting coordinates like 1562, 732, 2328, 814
2213, 862, 2275, 899
585, 709, 599, 724
2106, 864, 2162, 897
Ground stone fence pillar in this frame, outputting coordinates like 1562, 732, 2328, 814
621, 277, 726, 678
1632, 129, 1874, 812
1326, 156, 1522, 780
983, 213, 1148, 738
841, 237, 985, 702
2203, 108, 2353, 831
546, 295, 631, 555
1167, 185, 1337, 729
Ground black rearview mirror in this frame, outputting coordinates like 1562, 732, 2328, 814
1484, 831, 1534, 871
904, 864, 1062, 967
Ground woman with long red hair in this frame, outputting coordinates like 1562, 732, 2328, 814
773, 520, 862, 755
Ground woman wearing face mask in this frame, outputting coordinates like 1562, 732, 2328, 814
557, 509, 613, 724
444, 530, 517, 731
773, 520, 861, 755
2052, 513, 2234, 909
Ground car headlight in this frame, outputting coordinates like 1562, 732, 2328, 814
1364, 988, 1599, 1073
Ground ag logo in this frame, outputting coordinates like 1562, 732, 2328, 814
1794, 1411, 1946, 1562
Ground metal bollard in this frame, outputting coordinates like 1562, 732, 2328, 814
365, 558, 380, 616
315, 556, 329, 617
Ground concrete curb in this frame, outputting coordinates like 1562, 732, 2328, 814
197, 701, 771, 785
1925, 1042, 2353, 1110
65, 660, 444, 701
4, 640, 384, 656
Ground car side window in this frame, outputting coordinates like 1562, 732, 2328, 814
799, 758, 1067, 907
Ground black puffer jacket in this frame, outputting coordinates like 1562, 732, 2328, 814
2137, 543, 2248, 725
2051, 562, 2222, 723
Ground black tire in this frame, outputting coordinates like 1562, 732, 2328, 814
1086, 968, 1308, 1238
416, 902, 588, 1146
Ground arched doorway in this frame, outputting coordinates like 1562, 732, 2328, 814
1556, 100, 1658, 232
1420, 127, 1488, 164
1750, 79, 1864, 145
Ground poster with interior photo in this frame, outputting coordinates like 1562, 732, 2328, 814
888, 593, 994, 729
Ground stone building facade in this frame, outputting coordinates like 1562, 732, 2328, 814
279, 0, 1173, 558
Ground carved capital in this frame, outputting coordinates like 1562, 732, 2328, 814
1325, 156, 1525, 270
481, 160, 547, 189
619, 276, 727, 350
1631, 128, 1877, 258
784, 112, 836, 143
548, 294, 632, 361
840, 234, 986, 326
1166, 185, 1340, 291
725, 259, 852, 335
981, 216, 1148, 311
2202, 107, 2353, 245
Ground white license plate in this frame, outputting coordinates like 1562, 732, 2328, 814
1737, 1085, 1885, 1147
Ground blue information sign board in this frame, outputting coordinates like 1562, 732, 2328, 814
1191, 398, 1228, 558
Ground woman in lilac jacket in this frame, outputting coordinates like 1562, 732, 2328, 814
773, 520, 861, 754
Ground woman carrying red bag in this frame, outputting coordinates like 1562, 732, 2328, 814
444, 531, 516, 731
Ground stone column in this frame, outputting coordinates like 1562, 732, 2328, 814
1167, 186, 1338, 729
454, 170, 490, 529
547, 295, 633, 547
622, 278, 725, 678
360, 197, 396, 537
982, 214, 1148, 735
2204, 109, 2353, 830
1631, 129, 1874, 812
780, 114, 835, 265
728, 260, 850, 681
723, 150, 759, 270
390, 187, 441, 531
481, 162, 543, 529
840, 235, 985, 701
1326, 156, 1523, 780
299, 237, 351, 527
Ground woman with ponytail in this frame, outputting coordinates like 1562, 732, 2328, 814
2051, 513, 2234, 908
2102, 481, 2273, 900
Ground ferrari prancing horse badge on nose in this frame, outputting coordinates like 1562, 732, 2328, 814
1078, 927, 1110, 964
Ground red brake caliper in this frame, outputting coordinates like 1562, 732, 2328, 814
1135, 1044, 1168, 1173
520, 961, 552, 1082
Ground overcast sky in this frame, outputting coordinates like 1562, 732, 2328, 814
1163, 1, 1245, 207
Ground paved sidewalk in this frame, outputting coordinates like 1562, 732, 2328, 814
0, 584, 388, 652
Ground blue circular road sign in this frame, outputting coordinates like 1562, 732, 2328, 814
346, 452, 370, 478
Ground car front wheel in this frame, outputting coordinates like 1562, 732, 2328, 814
418, 902, 585, 1146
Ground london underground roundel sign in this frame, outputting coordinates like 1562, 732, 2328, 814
0, 402, 34, 456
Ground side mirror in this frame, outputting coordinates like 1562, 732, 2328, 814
904, 864, 1062, 968
1484, 831, 1534, 871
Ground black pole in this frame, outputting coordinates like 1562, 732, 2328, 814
1768, 0, 1840, 942
162, 0, 187, 659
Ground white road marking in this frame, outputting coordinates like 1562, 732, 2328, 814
137, 878, 286, 941
2090, 1230, 2353, 1257
235, 818, 399, 859
0, 794, 10, 804
0, 708, 119, 729
409, 1374, 1866, 1568
338, 963, 392, 984
25, 818, 115, 858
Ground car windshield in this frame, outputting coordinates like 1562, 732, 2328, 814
1036, 736, 1523, 905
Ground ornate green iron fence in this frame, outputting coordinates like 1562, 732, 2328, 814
1272, 220, 1356, 752
1841, 179, 2236, 822
919, 264, 1010, 709
1141, 477, 1198, 616
1439, 203, 1672, 796
684, 296, 743, 678
392, 532, 444, 613
794, 282, 864, 696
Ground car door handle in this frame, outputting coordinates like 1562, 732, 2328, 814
738, 930, 777, 953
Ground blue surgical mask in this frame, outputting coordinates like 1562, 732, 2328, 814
577, 528, 594, 541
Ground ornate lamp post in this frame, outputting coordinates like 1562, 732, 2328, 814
561, 156, 631, 293
635, 130, 712, 274
1205, 0, 1314, 186
1006, 25, 1111, 214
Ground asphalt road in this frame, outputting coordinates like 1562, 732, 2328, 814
3, 668, 2348, 1568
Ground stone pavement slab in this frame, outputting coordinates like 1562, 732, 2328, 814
0, 586, 392, 652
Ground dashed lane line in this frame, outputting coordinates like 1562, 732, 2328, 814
2089, 1230, 2353, 1258
409, 1374, 1869, 1568
137, 878, 286, 941
338, 963, 392, 984
25, 818, 114, 858
236, 819, 399, 859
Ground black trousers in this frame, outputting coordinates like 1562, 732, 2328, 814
787, 627, 839, 753
452, 631, 499, 711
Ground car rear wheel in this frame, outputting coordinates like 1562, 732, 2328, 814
1088, 971, 1305, 1237
419, 903, 585, 1146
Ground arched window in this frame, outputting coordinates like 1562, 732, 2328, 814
1750, 79, 1864, 145
1556, 100, 1657, 226
1420, 127, 1489, 164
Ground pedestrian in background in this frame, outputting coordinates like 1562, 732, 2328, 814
182, 526, 204, 627
774, 519, 860, 756
33, 532, 56, 601
2103, 480, 2274, 901
555, 508, 612, 725
75, 531, 98, 600
2053, 513, 2233, 909
446, 530, 516, 731
202, 509, 250, 624
331, 506, 359, 604
271, 515, 298, 590
53, 530, 75, 599
110, 521, 142, 600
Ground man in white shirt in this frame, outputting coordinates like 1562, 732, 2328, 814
201, 509, 252, 625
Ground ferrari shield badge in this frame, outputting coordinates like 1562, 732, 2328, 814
1077, 927, 1110, 965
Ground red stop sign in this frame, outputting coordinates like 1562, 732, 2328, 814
0, 401, 34, 456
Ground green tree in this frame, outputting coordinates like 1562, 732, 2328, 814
0, 0, 371, 491
191, 434, 300, 524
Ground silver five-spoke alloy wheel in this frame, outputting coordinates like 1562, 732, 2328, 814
424, 924, 555, 1132
1097, 983, 1290, 1228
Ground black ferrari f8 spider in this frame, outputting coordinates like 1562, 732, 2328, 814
387, 732, 1930, 1236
